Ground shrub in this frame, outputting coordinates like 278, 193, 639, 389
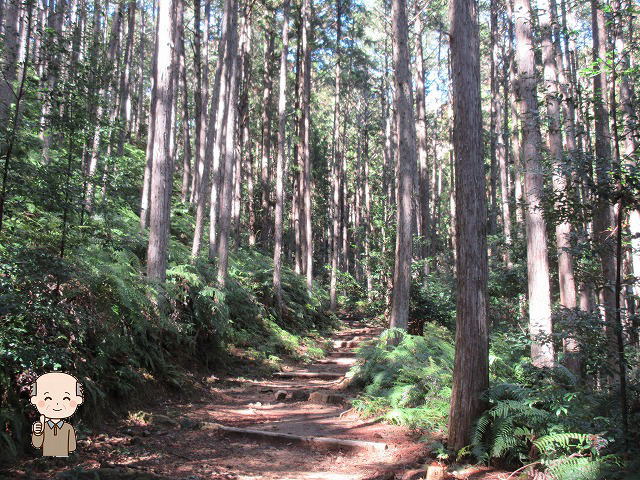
471, 381, 621, 479
348, 324, 454, 431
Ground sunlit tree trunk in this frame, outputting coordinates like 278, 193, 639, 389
141, 8, 158, 230
234, 9, 252, 247
489, 2, 499, 239
176, 0, 192, 203
613, 0, 640, 308
193, 0, 227, 258
297, 0, 313, 289
260, 29, 275, 246
539, 0, 580, 375
389, 0, 416, 331
273, 0, 290, 312
515, 0, 554, 367
414, 10, 431, 280
147, 0, 177, 283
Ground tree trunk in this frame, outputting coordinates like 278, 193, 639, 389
215, 0, 240, 285
191, 0, 226, 258
329, 0, 342, 311
414, 11, 431, 280
140, 5, 158, 230
0, 0, 19, 130
539, 0, 580, 375
613, 0, 640, 311
448, 0, 489, 451
116, 0, 136, 156
515, 0, 554, 367
591, 0, 620, 382
234, 8, 252, 247
389, 0, 416, 331
506, 0, 524, 231
273, 0, 290, 312
178, 0, 192, 203
207, 0, 234, 260
191, 0, 204, 205
86, 2, 121, 213
260, 29, 275, 247
492, 0, 511, 268
298, 0, 313, 290
489, 2, 499, 239
146, 0, 177, 283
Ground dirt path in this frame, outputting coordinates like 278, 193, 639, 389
7, 317, 436, 480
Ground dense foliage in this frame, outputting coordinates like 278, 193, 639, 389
347, 267, 640, 478
0, 144, 337, 462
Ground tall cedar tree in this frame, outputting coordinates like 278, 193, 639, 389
389, 0, 416, 331
515, 0, 554, 367
447, 0, 489, 451
147, 0, 177, 283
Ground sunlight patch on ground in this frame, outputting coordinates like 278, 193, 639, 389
237, 473, 361, 480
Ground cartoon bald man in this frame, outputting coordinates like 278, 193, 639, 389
30, 372, 83, 457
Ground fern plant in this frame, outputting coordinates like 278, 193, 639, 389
349, 324, 454, 430
471, 383, 621, 480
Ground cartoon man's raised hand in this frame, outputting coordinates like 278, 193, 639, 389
33, 414, 45, 435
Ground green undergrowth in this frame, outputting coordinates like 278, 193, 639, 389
469, 380, 625, 479
348, 324, 454, 431
0, 182, 336, 463
346, 316, 635, 479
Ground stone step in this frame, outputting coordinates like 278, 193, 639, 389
307, 391, 350, 405
332, 340, 363, 349
274, 389, 309, 401
328, 350, 356, 358
203, 422, 388, 453
273, 371, 344, 380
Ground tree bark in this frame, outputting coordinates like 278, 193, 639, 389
389, 0, 416, 331
215, 0, 240, 285
448, 0, 489, 451
260, 29, 275, 247
207, 0, 233, 260
0, 0, 20, 130
539, 0, 580, 374
273, 0, 290, 312
329, 0, 342, 311
146, 0, 177, 283
414, 10, 431, 280
191, 0, 204, 205
515, 0, 554, 367
140, 3, 158, 229
190, 0, 226, 258
178, 0, 192, 203
297, 0, 313, 290
86, 2, 121, 212
591, 0, 620, 382
116, 0, 136, 156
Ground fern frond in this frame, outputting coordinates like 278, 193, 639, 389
534, 433, 592, 454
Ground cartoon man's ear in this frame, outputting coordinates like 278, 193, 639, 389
75, 381, 84, 405
29, 383, 37, 405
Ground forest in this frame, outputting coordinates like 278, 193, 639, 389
0, 0, 639, 477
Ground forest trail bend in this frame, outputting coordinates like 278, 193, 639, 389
9, 318, 430, 480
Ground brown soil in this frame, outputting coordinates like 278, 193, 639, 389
3, 317, 507, 480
